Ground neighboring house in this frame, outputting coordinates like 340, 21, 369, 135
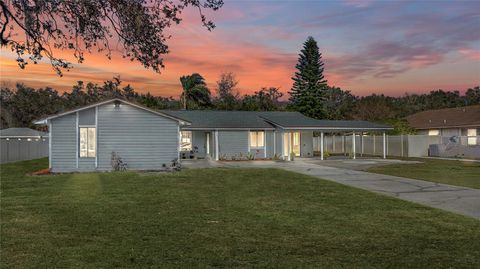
0, 127, 48, 140
35, 98, 391, 172
405, 105, 480, 145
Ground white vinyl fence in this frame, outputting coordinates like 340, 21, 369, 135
314, 135, 479, 158
0, 138, 49, 164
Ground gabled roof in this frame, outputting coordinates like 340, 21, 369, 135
0, 128, 48, 138
406, 105, 480, 129
33, 98, 191, 125
162, 110, 392, 131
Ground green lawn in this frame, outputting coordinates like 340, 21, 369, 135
368, 158, 480, 189
1, 158, 480, 268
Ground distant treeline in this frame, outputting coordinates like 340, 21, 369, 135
1, 77, 479, 134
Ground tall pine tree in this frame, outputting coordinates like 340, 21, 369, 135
288, 36, 328, 119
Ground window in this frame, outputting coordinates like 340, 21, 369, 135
181, 131, 192, 151
79, 127, 96, 157
467, 128, 477, 145
250, 131, 265, 148
428, 129, 440, 136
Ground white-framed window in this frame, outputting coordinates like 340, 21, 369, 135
250, 131, 265, 148
467, 128, 477, 145
181, 131, 192, 151
428, 129, 440, 136
79, 127, 96, 158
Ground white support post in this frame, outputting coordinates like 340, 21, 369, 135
48, 121, 52, 169
273, 130, 276, 156
288, 132, 292, 161
264, 131, 267, 159
383, 132, 386, 159
76, 111, 79, 169
361, 133, 364, 157
95, 106, 98, 168
373, 135, 376, 155
320, 132, 324, 160
352, 132, 356, 159
177, 126, 181, 162
215, 130, 219, 161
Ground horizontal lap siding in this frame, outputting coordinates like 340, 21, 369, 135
218, 131, 248, 158
51, 114, 76, 172
265, 131, 274, 158
192, 131, 206, 157
97, 104, 179, 170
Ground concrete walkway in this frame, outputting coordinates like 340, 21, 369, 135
220, 160, 480, 219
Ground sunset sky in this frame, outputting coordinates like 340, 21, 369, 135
1, 0, 479, 99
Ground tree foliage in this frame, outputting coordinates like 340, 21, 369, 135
288, 36, 328, 119
0, 78, 177, 128
240, 87, 284, 111
0, 0, 223, 75
179, 73, 211, 109
214, 72, 239, 110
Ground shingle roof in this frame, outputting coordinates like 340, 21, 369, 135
0, 128, 48, 138
258, 113, 391, 130
161, 110, 277, 129
162, 110, 392, 130
406, 105, 480, 129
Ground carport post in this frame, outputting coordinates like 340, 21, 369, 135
352, 131, 356, 159
382, 132, 386, 159
215, 130, 219, 161
320, 132, 324, 160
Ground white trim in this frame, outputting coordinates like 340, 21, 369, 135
48, 121, 52, 169
184, 127, 276, 131
247, 129, 251, 152
215, 130, 219, 161
95, 106, 98, 168
273, 130, 276, 156
383, 132, 386, 159
264, 131, 267, 158
34, 98, 191, 125
76, 112, 79, 169
352, 132, 356, 160
320, 132, 324, 160
280, 127, 393, 131
177, 125, 181, 161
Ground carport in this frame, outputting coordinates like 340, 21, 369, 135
260, 115, 394, 161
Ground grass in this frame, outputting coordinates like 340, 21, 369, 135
1, 158, 480, 268
368, 158, 480, 189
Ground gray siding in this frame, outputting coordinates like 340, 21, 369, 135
275, 129, 284, 159
300, 131, 314, 157
79, 108, 95, 125
192, 131, 206, 157
49, 102, 180, 172
50, 114, 76, 172
97, 103, 179, 170
265, 130, 275, 158
218, 131, 248, 159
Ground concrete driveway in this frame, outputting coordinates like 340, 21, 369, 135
218, 159, 480, 219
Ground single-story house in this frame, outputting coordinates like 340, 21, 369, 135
34, 98, 392, 172
0, 128, 49, 141
405, 105, 480, 145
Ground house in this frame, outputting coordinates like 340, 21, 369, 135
0, 127, 48, 141
35, 98, 392, 172
405, 105, 480, 145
